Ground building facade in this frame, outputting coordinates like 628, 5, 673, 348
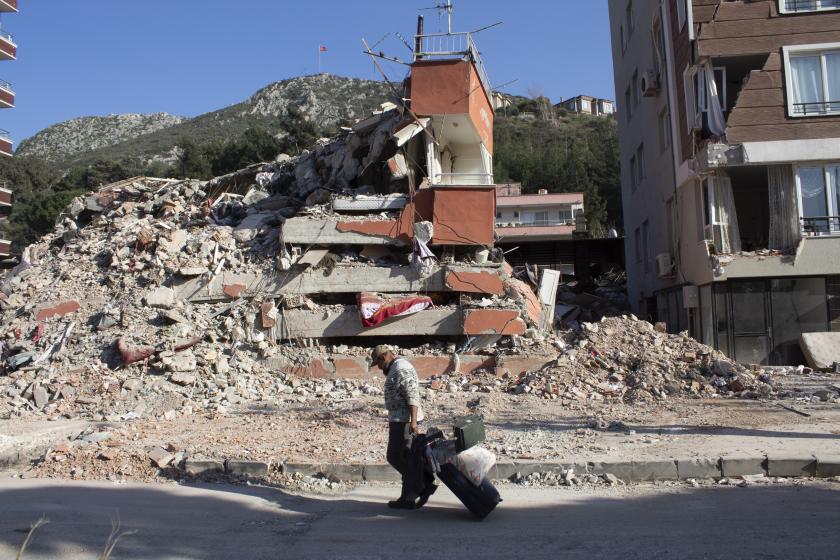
494, 184, 584, 242
0, 0, 16, 258
609, 0, 840, 365
558, 95, 616, 116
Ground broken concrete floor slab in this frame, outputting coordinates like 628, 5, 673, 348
173, 265, 506, 302
282, 218, 406, 246
800, 332, 840, 370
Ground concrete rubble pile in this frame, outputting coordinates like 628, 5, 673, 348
0, 98, 545, 422
422, 316, 774, 403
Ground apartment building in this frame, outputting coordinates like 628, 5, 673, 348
494, 183, 585, 242
0, 0, 16, 258
557, 95, 616, 116
609, 0, 840, 366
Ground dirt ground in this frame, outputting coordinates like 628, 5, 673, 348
5, 371, 839, 486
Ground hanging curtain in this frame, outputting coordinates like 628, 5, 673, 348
825, 52, 840, 112
704, 63, 726, 136
768, 165, 801, 250
713, 173, 742, 253
790, 55, 823, 115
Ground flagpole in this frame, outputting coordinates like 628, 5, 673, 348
318, 45, 321, 74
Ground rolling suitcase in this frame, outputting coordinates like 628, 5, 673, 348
436, 462, 501, 520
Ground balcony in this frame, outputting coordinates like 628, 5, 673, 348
0, 79, 14, 108
0, 129, 12, 157
0, 29, 16, 60
0, 0, 17, 13
414, 31, 491, 101
801, 216, 840, 236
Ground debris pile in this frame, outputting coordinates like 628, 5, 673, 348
495, 316, 770, 402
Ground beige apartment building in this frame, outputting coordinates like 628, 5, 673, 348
609, 0, 840, 365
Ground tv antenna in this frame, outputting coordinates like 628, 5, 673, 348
420, 0, 454, 34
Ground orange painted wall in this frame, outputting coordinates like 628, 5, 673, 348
431, 187, 496, 245
410, 59, 494, 154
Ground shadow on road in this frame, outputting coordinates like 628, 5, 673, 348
1, 479, 839, 559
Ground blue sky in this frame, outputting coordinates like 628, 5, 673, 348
0, 0, 615, 144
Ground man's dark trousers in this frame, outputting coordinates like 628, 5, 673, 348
387, 422, 434, 499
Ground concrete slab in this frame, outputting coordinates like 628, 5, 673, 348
587, 461, 634, 481
800, 332, 840, 370
321, 463, 366, 481
281, 462, 322, 477
632, 460, 679, 481
720, 455, 767, 477
766, 456, 817, 478
362, 463, 402, 482
226, 460, 270, 477
175, 265, 504, 302
676, 457, 722, 479
816, 454, 840, 478
277, 307, 464, 339
282, 218, 406, 246
185, 460, 225, 477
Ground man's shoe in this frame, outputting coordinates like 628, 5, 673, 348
387, 498, 418, 510
415, 484, 438, 509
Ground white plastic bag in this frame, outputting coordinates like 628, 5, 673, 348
455, 445, 496, 486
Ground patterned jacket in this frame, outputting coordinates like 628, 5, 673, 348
383, 358, 424, 423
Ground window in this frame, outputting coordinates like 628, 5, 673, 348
626, 1, 634, 36
783, 44, 840, 116
695, 181, 706, 242
534, 211, 548, 224
624, 85, 633, 121
658, 107, 671, 152
620, 24, 626, 54
795, 164, 840, 234
652, 16, 667, 79
634, 227, 642, 263
629, 155, 638, 192
683, 66, 701, 131
559, 209, 573, 223
631, 70, 640, 107
636, 143, 646, 184
642, 219, 650, 272
676, 0, 687, 30
513, 211, 519, 219
779, 0, 840, 13
698, 67, 728, 113
495, 211, 502, 219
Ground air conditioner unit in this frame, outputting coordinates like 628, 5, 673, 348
640, 70, 660, 97
656, 253, 675, 278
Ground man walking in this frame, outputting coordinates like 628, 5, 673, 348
371, 344, 436, 509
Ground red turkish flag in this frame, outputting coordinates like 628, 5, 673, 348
319, 45, 328, 52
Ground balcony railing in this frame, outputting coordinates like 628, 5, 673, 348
415, 31, 492, 100
0, 29, 14, 45
783, 0, 840, 12
793, 100, 840, 115
434, 172, 494, 186
0, 128, 10, 142
801, 216, 840, 235
0, 79, 12, 93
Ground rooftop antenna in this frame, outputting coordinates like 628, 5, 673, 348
419, 0, 454, 34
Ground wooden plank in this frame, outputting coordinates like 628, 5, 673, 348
700, 31, 840, 56
732, 88, 784, 109
763, 52, 782, 71
743, 70, 783, 90
727, 121, 840, 143
726, 106, 788, 127
700, 12, 840, 39
712, 1, 773, 21
693, 4, 718, 23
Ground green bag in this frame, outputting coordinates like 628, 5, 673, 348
453, 415, 485, 452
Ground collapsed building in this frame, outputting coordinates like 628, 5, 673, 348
0, 15, 567, 418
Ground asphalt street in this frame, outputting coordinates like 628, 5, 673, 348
0, 478, 839, 559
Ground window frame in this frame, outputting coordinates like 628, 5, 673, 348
783, 43, 840, 117
676, 0, 687, 30
794, 163, 840, 234
629, 154, 638, 192
636, 143, 646, 185
779, 0, 840, 14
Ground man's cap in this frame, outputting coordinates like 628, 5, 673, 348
371, 344, 392, 360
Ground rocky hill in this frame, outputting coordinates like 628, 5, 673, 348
17, 74, 393, 168
16, 113, 186, 162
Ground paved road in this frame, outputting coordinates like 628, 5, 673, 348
0, 478, 839, 559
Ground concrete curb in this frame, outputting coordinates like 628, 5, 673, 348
275, 454, 840, 483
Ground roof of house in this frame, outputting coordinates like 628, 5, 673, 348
495, 192, 584, 207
